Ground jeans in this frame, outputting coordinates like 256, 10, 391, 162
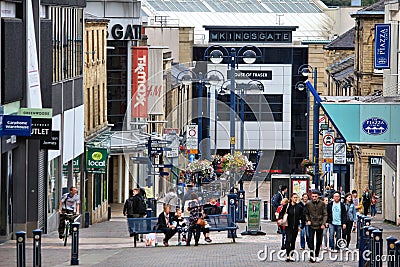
329, 224, 342, 249
322, 227, 328, 247
371, 204, 377, 216
281, 228, 286, 249
300, 224, 309, 249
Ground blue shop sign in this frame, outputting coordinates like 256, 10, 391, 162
2, 115, 32, 136
362, 117, 388, 135
374, 24, 391, 69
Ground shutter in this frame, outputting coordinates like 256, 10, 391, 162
38, 149, 47, 231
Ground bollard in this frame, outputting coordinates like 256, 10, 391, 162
395, 241, 400, 267
357, 215, 365, 249
33, 229, 42, 267
371, 230, 383, 267
368, 227, 377, 267
263, 201, 268, 220
227, 193, 237, 238
84, 211, 90, 228
16, 231, 26, 267
146, 208, 152, 230
386, 236, 397, 267
237, 190, 245, 223
359, 225, 372, 267
108, 206, 111, 221
70, 222, 80, 265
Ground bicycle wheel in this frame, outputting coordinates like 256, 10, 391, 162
63, 221, 69, 246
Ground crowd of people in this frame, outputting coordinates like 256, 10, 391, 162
273, 185, 378, 263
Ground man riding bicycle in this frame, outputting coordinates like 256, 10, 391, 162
58, 186, 80, 239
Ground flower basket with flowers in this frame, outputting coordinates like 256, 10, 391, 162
221, 151, 254, 175
186, 159, 214, 176
300, 159, 313, 168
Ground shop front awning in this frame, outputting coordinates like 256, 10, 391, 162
305, 80, 400, 145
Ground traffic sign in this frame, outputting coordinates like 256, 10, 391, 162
150, 147, 172, 154
333, 138, 346, 165
152, 164, 173, 168
322, 162, 333, 173
322, 130, 334, 159
150, 140, 172, 145
186, 125, 198, 150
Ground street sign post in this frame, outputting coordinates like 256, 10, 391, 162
333, 138, 346, 165
322, 130, 334, 160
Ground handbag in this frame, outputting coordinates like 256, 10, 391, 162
196, 217, 207, 227
279, 205, 289, 227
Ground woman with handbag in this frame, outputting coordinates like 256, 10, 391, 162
275, 198, 289, 250
278, 193, 304, 262
186, 192, 212, 246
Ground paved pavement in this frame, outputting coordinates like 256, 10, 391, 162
0, 203, 399, 267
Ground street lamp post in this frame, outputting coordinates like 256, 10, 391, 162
298, 64, 319, 189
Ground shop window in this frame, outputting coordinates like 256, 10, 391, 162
47, 157, 59, 215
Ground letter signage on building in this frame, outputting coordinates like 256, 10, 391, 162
1, 115, 32, 136
132, 46, 148, 118
108, 24, 141, 40
86, 147, 108, 173
19, 108, 52, 139
204, 26, 297, 43
374, 24, 391, 69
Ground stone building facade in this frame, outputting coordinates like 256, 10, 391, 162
84, 14, 110, 224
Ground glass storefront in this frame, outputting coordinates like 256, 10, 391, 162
47, 157, 59, 215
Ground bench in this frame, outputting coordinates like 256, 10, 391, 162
127, 217, 163, 247
204, 214, 238, 243
127, 214, 238, 247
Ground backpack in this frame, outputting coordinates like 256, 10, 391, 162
272, 193, 282, 208
137, 196, 147, 215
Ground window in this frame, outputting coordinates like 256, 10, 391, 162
50, 6, 83, 82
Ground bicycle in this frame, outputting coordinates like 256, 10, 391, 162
61, 212, 81, 246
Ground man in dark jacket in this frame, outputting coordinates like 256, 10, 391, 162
305, 190, 327, 263
278, 193, 304, 262
157, 204, 177, 246
326, 192, 348, 252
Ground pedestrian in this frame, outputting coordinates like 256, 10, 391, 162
278, 193, 304, 262
326, 192, 347, 252
370, 192, 378, 217
157, 204, 177, 246
164, 187, 179, 217
339, 186, 345, 202
352, 190, 361, 213
362, 187, 371, 216
275, 198, 289, 250
305, 190, 327, 263
299, 193, 309, 250
321, 197, 329, 250
342, 193, 357, 249
123, 188, 147, 242
271, 185, 288, 231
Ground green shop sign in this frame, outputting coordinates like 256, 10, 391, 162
63, 157, 81, 173
86, 147, 108, 173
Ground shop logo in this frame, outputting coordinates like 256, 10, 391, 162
362, 117, 388, 135
92, 151, 103, 161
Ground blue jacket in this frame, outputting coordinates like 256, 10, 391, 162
345, 203, 357, 222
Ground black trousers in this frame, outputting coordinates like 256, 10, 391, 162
363, 203, 370, 216
58, 209, 74, 235
308, 227, 323, 258
285, 227, 299, 256
187, 225, 210, 245
159, 226, 177, 242
342, 221, 353, 248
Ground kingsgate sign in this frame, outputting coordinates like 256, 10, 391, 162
132, 47, 148, 118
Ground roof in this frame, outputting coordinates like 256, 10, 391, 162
351, 0, 385, 17
326, 54, 354, 82
324, 27, 354, 50
141, 0, 335, 43
84, 12, 110, 23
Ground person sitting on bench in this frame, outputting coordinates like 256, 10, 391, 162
157, 204, 177, 247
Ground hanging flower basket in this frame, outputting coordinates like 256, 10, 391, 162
300, 159, 313, 168
186, 159, 214, 176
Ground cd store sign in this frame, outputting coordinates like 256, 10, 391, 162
86, 147, 108, 173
